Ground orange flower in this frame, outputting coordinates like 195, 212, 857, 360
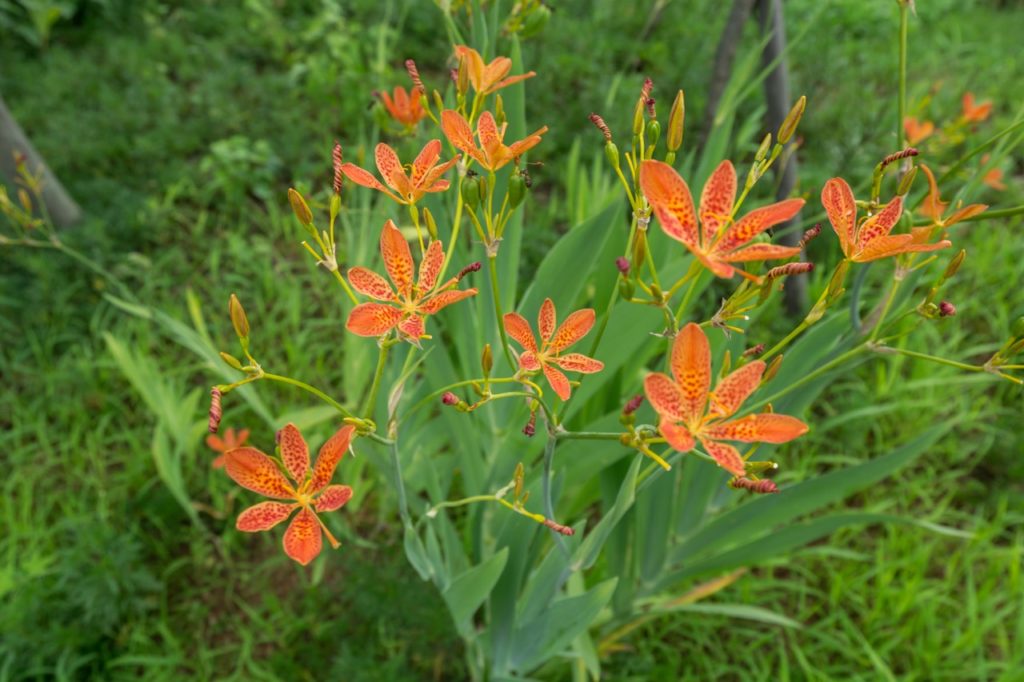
441, 109, 547, 172
454, 45, 536, 96
644, 323, 807, 476
919, 164, 988, 226
339, 140, 459, 205
503, 298, 604, 400
903, 116, 935, 145
961, 92, 992, 123
980, 154, 1007, 191
346, 220, 478, 343
207, 426, 249, 469
639, 159, 805, 279
224, 423, 355, 566
822, 177, 952, 263
379, 86, 426, 128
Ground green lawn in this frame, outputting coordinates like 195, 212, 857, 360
2, 0, 1022, 679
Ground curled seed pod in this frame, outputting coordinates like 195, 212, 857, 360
589, 113, 612, 142
765, 262, 814, 279
542, 518, 575, 536
741, 343, 765, 358
798, 224, 822, 248
731, 477, 779, 494
332, 142, 344, 194
457, 261, 482, 280
522, 412, 537, 437
481, 344, 493, 377
943, 249, 966, 280
405, 59, 424, 91
208, 387, 223, 433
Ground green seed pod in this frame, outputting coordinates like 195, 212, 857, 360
219, 351, 243, 371
631, 229, 647, 269
423, 207, 438, 240
519, 4, 551, 38
288, 188, 313, 227
509, 171, 527, 209
646, 120, 661, 149
461, 174, 482, 210
618, 278, 635, 300
481, 343, 493, 378
604, 141, 620, 169
513, 461, 524, 499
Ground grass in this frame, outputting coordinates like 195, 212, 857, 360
2, 0, 1022, 679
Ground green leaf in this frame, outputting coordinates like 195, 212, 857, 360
572, 455, 642, 572
443, 548, 509, 638
661, 603, 803, 629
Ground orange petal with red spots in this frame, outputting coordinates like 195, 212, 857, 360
375, 143, 412, 198
719, 243, 802, 263
704, 413, 808, 443
223, 447, 295, 499
421, 155, 460, 190
854, 234, 951, 262
550, 308, 595, 352
237, 501, 295, 532
277, 423, 309, 484
398, 314, 426, 341
315, 485, 353, 513
660, 420, 695, 452
206, 433, 226, 452
506, 127, 548, 159
454, 45, 486, 91
699, 437, 746, 477
671, 322, 711, 425
856, 196, 903, 249
477, 112, 504, 161
519, 350, 541, 371
715, 198, 805, 253
340, 163, 384, 190
310, 424, 355, 492
503, 312, 537, 352
481, 56, 513, 92
709, 361, 765, 418
346, 302, 403, 336
381, 220, 415, 298
411, 139, 441, 187
490, 72, 536, 94
700, 160, 737, 246
552, 353, 604, 374
283, 507, 323, 566
643, 371, 686, 421
417, 239, 445, 293
945, 203, 987, 227
441, 110, 486, 166
639, 160, 698, 248
420, 288, 477, 315
822, 178, 857, 258
544, 364, 572, 401
918, 164, 948, 224
538, 298, 556, 343
348, 266, 394, 301
211, 454, 226, 469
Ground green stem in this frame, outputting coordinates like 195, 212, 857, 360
361, 341, 391, 417
261, 372, 354, 418
673, 265, 702, 322
390, 439, 411, 522
438, 183, 465, 283
869, 277, 901, 341
745, 346, 867, 412
913, 205, 1024, 226
871, 345, 1021, 383
557, 431, 624, 441
488, 255, 517, 369
331, 268, 359, 305
897, 1, 909, 147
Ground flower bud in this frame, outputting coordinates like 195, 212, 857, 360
632, 97, 645, 136
943, 249, 966, 280
778, 95, 806, 144
519, 4, 551, 38
755, 133, 773, 163
494, 94, 506, 127
896, 165, 918, 196
667, 90, 685, 152
481, 344, 493, 377
623, 394, 644, 415
938, 301, 957, 317
456, 55, 469, 96
615, 257, 630, 275
423, 207, 438, 240
763, 355, 783, 383
219, 351, 243, 370
442, 391, 459, 406
229, 293, 249, 341
288, 188, 313, 227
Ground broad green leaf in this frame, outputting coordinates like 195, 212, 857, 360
443, 548, 509, 638
572, 456, 642, 571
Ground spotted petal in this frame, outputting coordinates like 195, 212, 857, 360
856, 196, 903, 249
643, 372, 686, 421
477, 112, 504, 162
714, 198, 804, 253
346, 302, 403, 336
223, 447, 295, 499
417, 239, 445, 292
660, 420, 695, 452
704, 413, 808, 443
538, 298, 556, 343
375, 143, 412, 198
310, 425, 355, 492
410, 139, 442, 188
543, 364, 572, 401
822, 178, 857, 259
506, 127, 548, 159
709, 361, 765, 418
519, 350, 542, 371
340, 163, 404, 204
283, 507, 323, 566
441, 109, 486, 166
552, 353, 604, 374
699, 437, 746, 477
719, 243, 802, 263
380, 220, 415, 298
420, 288, 477, 314
700, 160, 737, 246
671, 323, 711, 425
918, 164, 948, 224
503, 312, 537, 352
640, 160, 698, 248
853, 234, 951, 263
237, 501, 295, 532
315, 485, 354, 513
550, 308, 595, 352
481, 56, 513, 92
277, 423, 309, 484
398, 314, 426, 341
348, 266, 395, 301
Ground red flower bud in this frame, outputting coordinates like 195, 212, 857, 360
442, 391, 459, 406
615, 256, 630, 275
741, 343, 766, 358
522, 412, 537, 437
623, 394, 644, 415
939, 301, 957, 317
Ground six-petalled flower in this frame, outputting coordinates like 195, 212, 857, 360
640, 159, 805, 279
379, 85, 427, 129
503, 298, 604, 401
223, 423, 356, 566
340, 140, 459, 206
441, 109, 547, 172
454, 45, 536, 96
346, 220, 478, 343
644, 323, 808, 477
